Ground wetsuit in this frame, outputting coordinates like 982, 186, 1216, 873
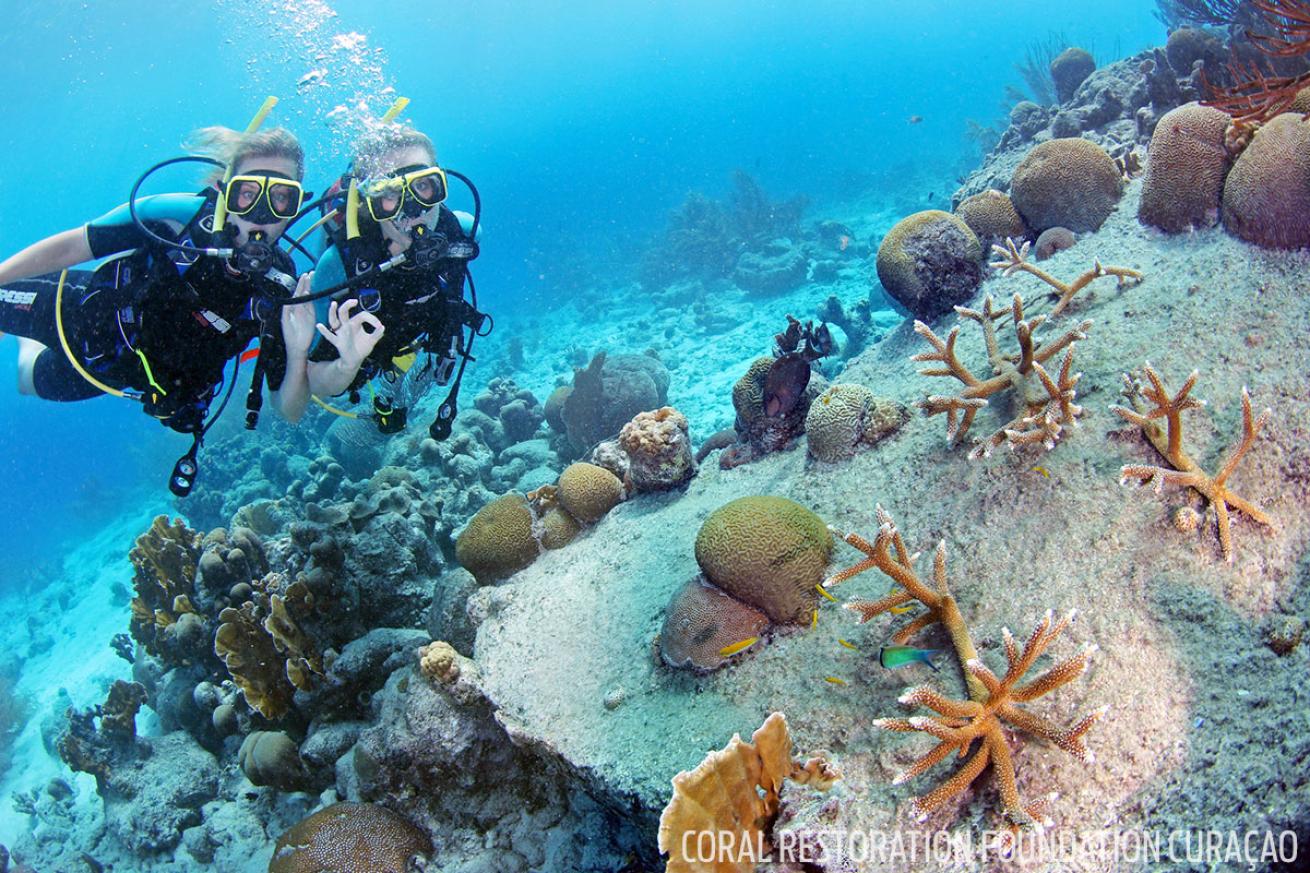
309, 206, 477, 395
0, 194, 290, 429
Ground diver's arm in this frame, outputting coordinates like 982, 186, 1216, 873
306, 300, 385, 397
0, 228, 94, 285
272, 351, 310, 423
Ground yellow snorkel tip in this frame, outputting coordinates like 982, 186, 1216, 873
380, 96, 410, 124
346, 96, 411, 241
214, 95, 280, 233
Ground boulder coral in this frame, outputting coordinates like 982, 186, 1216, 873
454, 493, 540, 584
1050, 47, 1096, 103
560, 351, 671, 452
875, 210, 983, 321
1139, 103, 1234, 233
1010, 138, 1123, 233
237, 730, 308, 792
617, 406, 696, 492
954, 189, 1028, 250
1222, 112, 1310, 250
658, 575, 769, 671
728, 357, 826, 462
694, 496, 834, 625
805, 383, 909, 463
557, 462, 624, 523
269, 802, 431, 873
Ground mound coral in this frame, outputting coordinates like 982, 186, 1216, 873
725, 356, 824, 466
560, 351, 670, 452
694, 496, 833, 625
1033, 226, 1075, 260
454, 494, 540, 584
658, 712, 839, 872
913, 293, 1091, 459
1138, 103, 1234, 232
238, 731, 308, 791
828, 506, 1102, 833
1010, 138, 1123, 233
617, 406, 696, 491
1221, 112, 1310, 249
954, 189, 1028, 250
557, 461, 624, 523
875, 210, 983, 320
988, 236, 1142, 317
805, 383, 908, 463
659, 575, 770, 671
1112, 364, 1276, 562
1050, 47, 1096, 103
269, 802, 431, 873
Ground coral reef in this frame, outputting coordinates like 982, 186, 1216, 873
804, 383, 909, 463
723, 356, 826, 467
238, 731, 309, 792
557, 461, 624, 523
658, 575, 769, 671
473, 377, 545, 444
694, 496, 833, 625
875, 210, 984, 320
1010, 138, 1124, 233
989, 236, 1142, 317
1051, 47, 1096, 103
127, 516, 204, 667
1221, 112, 1310, 249
1112, 363, 1276, 562
913, 293, 1091, 459
454, 493, 540, 584
559, 351, 671, 452
954, 188, 1029, 250
1138, 102, 1235, 232
617, 406, 696, 492
816, 295, 878, 361
269, 802, 431, 873
1033, 225, 1076, 260
657, 712, 839, 872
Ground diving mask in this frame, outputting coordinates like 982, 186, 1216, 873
224, 170, 306, 224
359, 164, 448, 222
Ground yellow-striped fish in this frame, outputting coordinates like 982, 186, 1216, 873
1032, 465, 1051, 478
838, 638, 859, 651
889, 603, 915, 615
811, 609, 819, 629
815, 583, 838, 603
719, 637, 760, 657
824, 676, 848, 686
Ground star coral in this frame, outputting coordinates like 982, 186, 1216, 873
988, 236, 1142, 317
913, 293, 1090, 459
828, 506, 1103, 833
1112, 363, 1276, 562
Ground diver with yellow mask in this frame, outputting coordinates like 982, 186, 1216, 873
0, 101, 318, 495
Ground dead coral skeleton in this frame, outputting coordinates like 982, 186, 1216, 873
913, 293, 1089, 459
1112, 363, 1276, 562
827, 506, 1103, 833
989, 237, 1143, 318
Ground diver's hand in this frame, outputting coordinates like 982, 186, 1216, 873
316, 299, 384, 369
280, 272, 316, 358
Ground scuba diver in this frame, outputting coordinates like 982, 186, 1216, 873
307, 121, 487, 439
0, 107, 317, 495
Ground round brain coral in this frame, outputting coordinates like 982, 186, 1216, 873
1010, 138, 1123, 234
539, 506, 582, 549
455, 493, 540, 584
1139, 103, 1233, 233
1050, 47, 1095, 103
269, 802, 431, 873
875, 210, 983, 321
805, 384, 908, 463
954, 189, 1028, 250
1222, 112, 1310, 250
694, 496, 834, 625
659, 575, 769, 671
557, 462, 624, 523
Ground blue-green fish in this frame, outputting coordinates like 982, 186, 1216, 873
878, 645, 942, 671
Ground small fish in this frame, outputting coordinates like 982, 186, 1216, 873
815, 583, 838, 603
719, 636, 760, 657
824, 676, 848, 686
908, 114, 924, 124
1032, 465, 1051, 478
811, 609, 819, 629
838, 234, 851, 252
838, 638, 859, 651
925, 191, 935, 201
879, 645, 942, 671
763, 354, 812, 417
889, 603, 915, 615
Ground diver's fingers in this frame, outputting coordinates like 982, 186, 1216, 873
337, 298, 359, 323
315, 322, 344, 348
294, 271, 313, 296
326, 300, 340, 330
352, 310, 384, 334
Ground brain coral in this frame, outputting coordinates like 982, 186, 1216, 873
269, 802, 430, 873
805, 383, 908, 463
659, 575, 770, 671
1010, 138, 1123, 233
1050, 47, 1095, 103
954, 189, 1027, 249
694, 496, 833, 625
539, 506, 582, 549
557, 462, 624, 523
618, 406, 696, 492
1222, 112, 1310, 250
875, 210, 983, 321
455, 493, 540, 584
1138, 103, 1233, 233
1034, 226, 1076, 260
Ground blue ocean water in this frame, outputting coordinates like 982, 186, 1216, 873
0, 1, 1160, 583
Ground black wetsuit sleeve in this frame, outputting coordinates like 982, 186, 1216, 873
84, 194, 209, 260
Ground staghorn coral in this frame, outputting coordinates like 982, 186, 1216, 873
1112, 363, 1276, 562
657, 712, 839, 872
269, 802, 431, 873
989, 236, 1142, 317
829, 507, 1102, 832
913, 293, 1091, 459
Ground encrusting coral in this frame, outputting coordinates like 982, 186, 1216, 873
657, 712, 840, 873
827, 506, 1103, 833
913, 293, 1091, 459
1112, 363, 1276, 562
989, 236, 1142, 318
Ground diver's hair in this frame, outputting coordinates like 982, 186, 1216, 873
351, 124, 437, 178
182, 126, 305, 186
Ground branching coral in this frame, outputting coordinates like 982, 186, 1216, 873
827, 507, 1102, 832
913, 294, 1090, 459
989, 237, 1142, 317
1112, 363, 1276, 562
